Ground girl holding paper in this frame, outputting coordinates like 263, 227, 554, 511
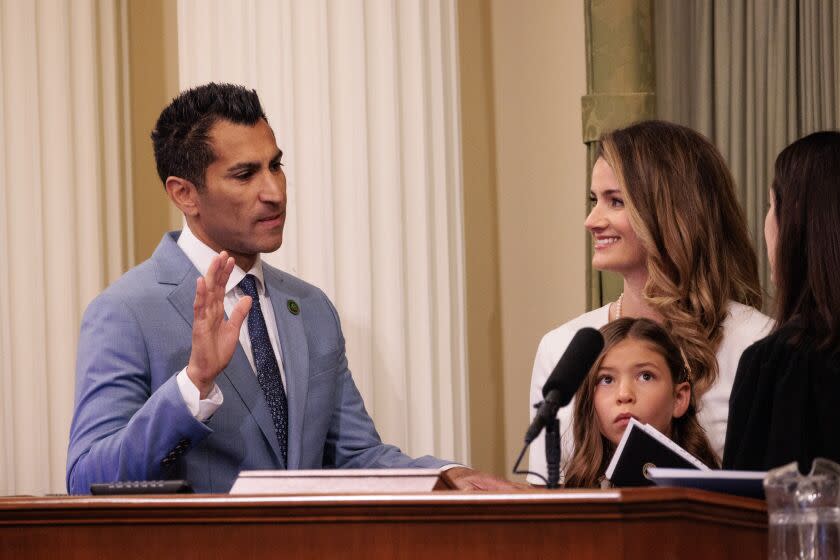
564, 318, 719, 488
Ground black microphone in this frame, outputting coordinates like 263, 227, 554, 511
524, 327, 604, 444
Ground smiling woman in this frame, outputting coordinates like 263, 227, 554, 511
527, 121, 773, 485
585, 159, 647, 281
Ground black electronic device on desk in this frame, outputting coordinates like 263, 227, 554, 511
90, 480, 193, 495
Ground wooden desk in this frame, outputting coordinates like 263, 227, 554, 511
0, 488, 766, 559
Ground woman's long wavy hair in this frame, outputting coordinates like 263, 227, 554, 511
598, 121, 762, 397
564, 318, 720, 489
771, 131, 840, 351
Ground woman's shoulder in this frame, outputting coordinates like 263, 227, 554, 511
538, 304, 611, 352
725, 301, 774, 331
532, 304, 610, 384
720, 302, 775, 353
744, 323, 836, 361
732, 327, 816, 392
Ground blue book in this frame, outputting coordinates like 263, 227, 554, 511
645, 467, 767, 499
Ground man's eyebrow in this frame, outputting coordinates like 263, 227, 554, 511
226, 150, 283, 175
226, 161, 260, 175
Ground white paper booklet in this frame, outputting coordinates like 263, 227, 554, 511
229, 468, 453, 495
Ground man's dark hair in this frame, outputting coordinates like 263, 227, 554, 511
151, 83, 267, 189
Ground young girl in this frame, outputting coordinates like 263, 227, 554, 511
564, 318, 720, 488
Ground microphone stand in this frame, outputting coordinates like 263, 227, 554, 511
515, 400, 564, 488
545, 417, 561, 489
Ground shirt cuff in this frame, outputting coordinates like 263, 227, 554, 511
176, 367, 223, 422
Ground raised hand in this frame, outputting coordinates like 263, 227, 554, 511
187, 252, 252, 398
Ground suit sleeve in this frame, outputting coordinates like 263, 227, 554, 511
319, 297, 449, 470
66, 293, 212, 494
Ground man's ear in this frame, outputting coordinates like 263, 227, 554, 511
165, 176, 200, 217
672, 381, 691, 419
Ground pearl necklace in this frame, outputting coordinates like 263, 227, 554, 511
615, 292, 624, 320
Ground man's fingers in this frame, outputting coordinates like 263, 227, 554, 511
228, 295, 252, 332
193, 277, 207, 319
217, 254, 236, 289
205, 251, 222, 289
203, 251, 236, 303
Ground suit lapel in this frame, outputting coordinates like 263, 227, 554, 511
156, 232, 199, 329
155, 232, 284, 467
264, 267, 308, 470
221, 346, 285, 466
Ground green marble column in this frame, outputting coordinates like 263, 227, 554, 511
582, 0, 656, 309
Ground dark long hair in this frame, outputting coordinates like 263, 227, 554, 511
564, 318, 720, 489
771, 131, 840, 351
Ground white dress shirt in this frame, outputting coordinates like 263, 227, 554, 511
175, 224, 287, 421
174, 224, 462, 473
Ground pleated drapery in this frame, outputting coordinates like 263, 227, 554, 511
656, 0, 840, 296
0, 0, 130, 495
582, 0, 656, 309
176, 0, 470, 464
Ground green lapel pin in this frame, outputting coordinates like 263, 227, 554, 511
287, 299, 300, 315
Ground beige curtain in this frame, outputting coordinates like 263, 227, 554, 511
655, 0, 840, 296
582, 0, 655, 309
176, 0, 470, 465
0, 0, 130, 495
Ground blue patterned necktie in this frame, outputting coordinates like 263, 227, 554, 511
239, 274, 288, 463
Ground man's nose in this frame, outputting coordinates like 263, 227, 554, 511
261, 170, 286, 204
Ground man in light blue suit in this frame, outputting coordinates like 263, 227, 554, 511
67, 83, 510, 494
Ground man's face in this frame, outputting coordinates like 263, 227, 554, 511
190, 118, 286, 269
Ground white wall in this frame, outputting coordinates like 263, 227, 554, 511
490, 0, 589, 475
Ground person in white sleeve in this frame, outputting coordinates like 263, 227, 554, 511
527, 120, 773, 485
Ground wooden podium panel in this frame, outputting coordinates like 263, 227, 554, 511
0, 487, 766, 559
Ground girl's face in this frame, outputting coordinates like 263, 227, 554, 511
585, 158, 648, 277
765, 188, 779, 284
592, 338, 690, 446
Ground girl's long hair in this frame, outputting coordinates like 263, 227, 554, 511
564, 318, 720, 489
771, 131, 840, 351
598, 121, 762, 397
